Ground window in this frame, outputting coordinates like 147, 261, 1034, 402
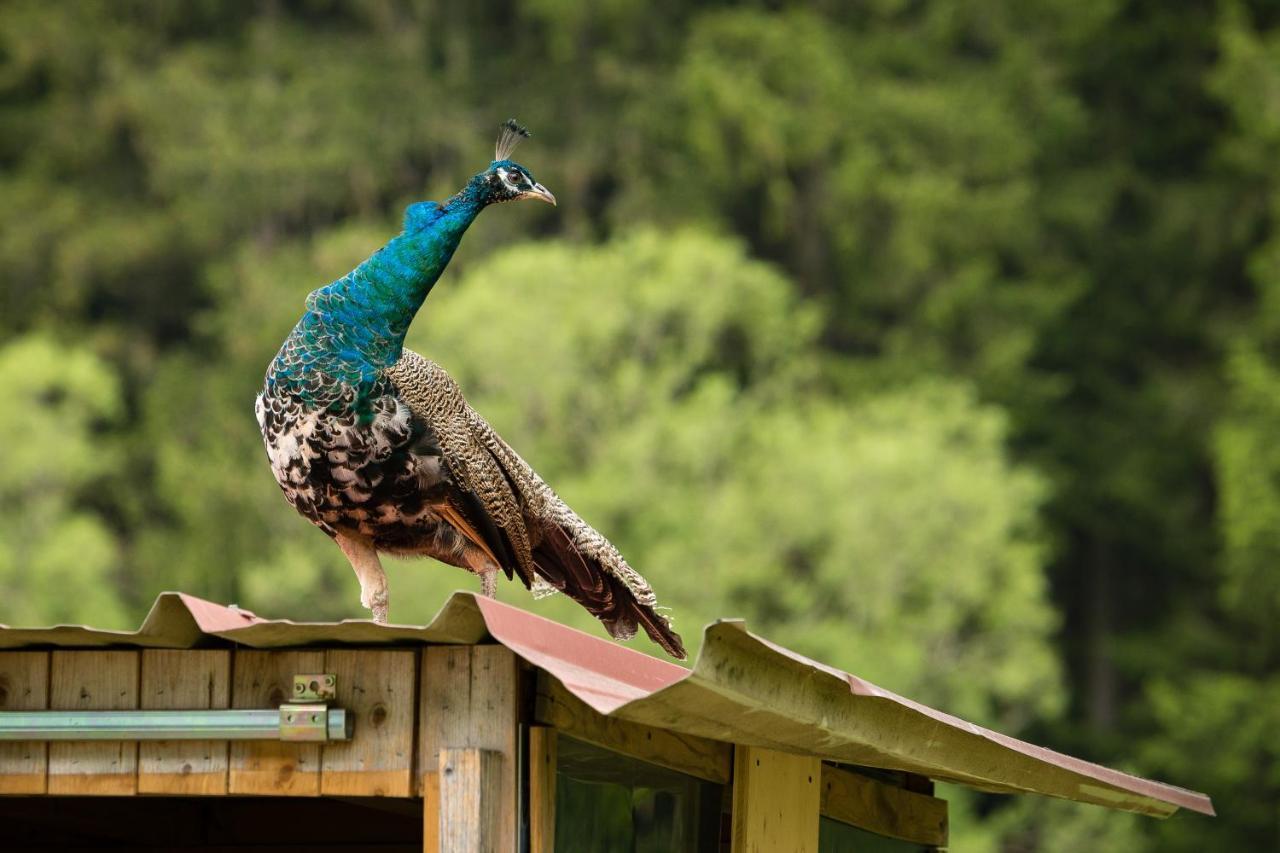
552, 736, 724, 853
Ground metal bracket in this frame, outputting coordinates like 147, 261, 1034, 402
280, 703, 340, 742
293, 673, 337, 702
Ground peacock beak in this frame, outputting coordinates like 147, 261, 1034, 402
517, 183, 556, 206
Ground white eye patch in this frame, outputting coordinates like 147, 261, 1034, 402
497, 167, 527, 190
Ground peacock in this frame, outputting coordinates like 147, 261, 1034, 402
255, 121, 686, 659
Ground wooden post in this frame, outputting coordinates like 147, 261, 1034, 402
0, 652, 49, 794
48, 651, 139, 795
419, 645, 520, 853
439, 747, 503, 852
730, 745, 820, 853
528, 726, 556, 853
138, 650, 231, 795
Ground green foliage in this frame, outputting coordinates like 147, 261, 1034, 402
1215, 347, 1280, 637
0, 337, 128, 627
2, 0, 1276, 846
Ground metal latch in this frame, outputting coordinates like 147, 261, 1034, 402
0, 673, 353, 743
279, 674, 341, 742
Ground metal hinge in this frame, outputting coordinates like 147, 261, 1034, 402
0, 673, 352, 743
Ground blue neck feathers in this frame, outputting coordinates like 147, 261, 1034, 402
266, 176, 488, 404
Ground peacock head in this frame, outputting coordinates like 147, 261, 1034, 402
475, 119, 556, 207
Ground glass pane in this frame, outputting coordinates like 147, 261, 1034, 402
819, 816, 933, 853
553, 736, 723, 853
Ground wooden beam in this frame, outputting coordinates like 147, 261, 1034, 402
528, 726, 556, 853
0, 651, 49, 794
228, 650, 324, 795
534, 673, 731, 785
439, 747, 502, 853
138, 650, 230, 795
320, 649, 417, 797
48, 651, 139, 795
820, 764, 948, 847
419, 645, 519, 853
731, 745, 820, 853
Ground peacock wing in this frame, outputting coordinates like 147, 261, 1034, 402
385, 350, 536, 585
386, 349, 686, 660
446, 377, 688, 660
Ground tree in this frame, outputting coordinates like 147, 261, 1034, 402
0, 336, 128, 627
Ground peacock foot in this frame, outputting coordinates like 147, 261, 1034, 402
361, 583, 389, 625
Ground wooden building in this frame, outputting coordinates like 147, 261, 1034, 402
0, 591, 1213, 851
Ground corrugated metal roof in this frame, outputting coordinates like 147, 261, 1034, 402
0, 591, 1212, 819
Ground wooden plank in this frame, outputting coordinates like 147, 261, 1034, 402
229, 650, 324, 795
320, 649, 417, 797
534, 673, 731, 784
731, 745, 820, 853
528, 726, 556, 853
0, 651, 49, 794
137, 650, 230, 795
439, 748, 502, 853
422, 769, 441, 853
820, 764, 948, 847
48, 651, 139, 795
419, 646, 519, 853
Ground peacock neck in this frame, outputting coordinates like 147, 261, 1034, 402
332, 189, 483, 360
266, 179, 487, 404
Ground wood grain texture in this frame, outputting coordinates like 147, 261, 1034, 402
422, 769, 441, 853
320, 649, 416, 797
731, 745, 820, 853
48, 651, 139, 795
439, 748, 502, 853
229, 650, 324, 795
820, 763, 948, 847
418, 646, 519, 852
138, 650, 230, 795
528, 726, 556, 853
534, 674, 731, 784
0, 651, 49, 793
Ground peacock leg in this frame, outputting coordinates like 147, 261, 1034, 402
335, 531, 389, 624
462, 547, 500, 599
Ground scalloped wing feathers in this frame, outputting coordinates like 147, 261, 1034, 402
386, 350, 686, 659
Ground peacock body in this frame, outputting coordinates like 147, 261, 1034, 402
255, 122, 685, 658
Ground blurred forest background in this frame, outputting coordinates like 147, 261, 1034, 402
1, 0, 1277, 848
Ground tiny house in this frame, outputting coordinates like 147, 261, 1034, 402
0, 592, 1212, 851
